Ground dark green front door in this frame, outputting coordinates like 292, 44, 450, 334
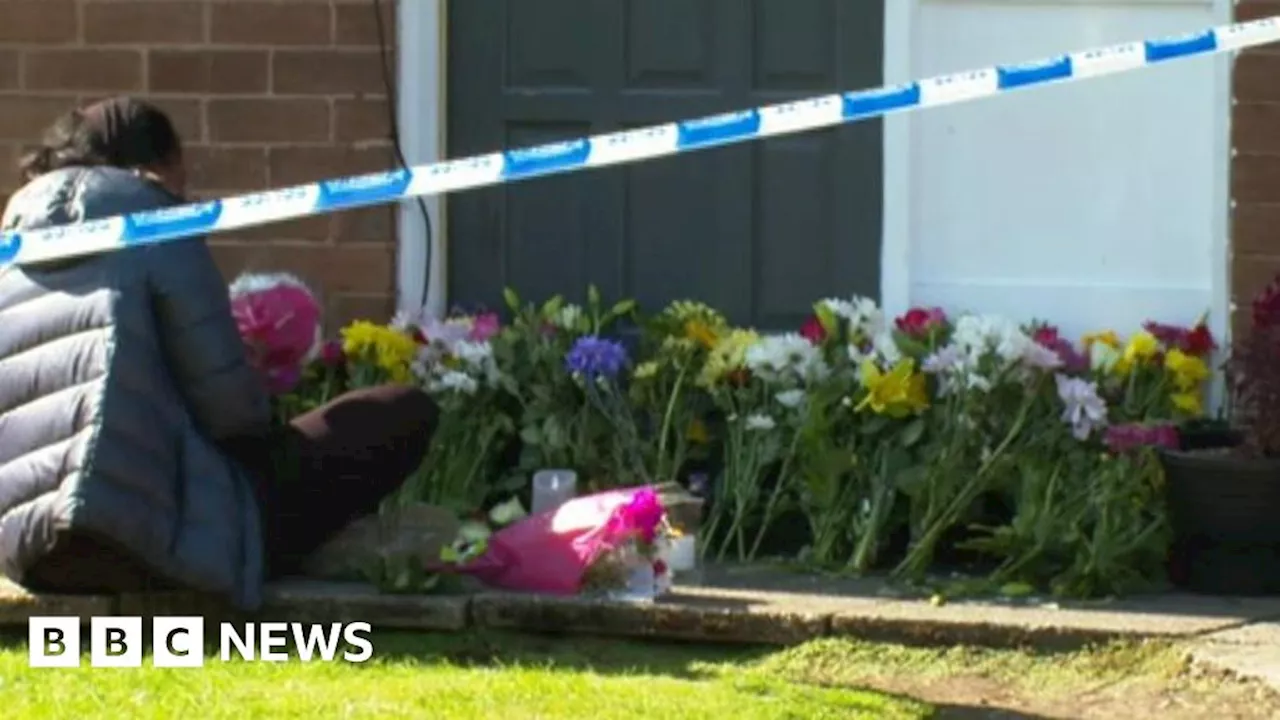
446, 0, 884, 329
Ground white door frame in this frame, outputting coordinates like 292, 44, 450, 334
881, 0, 1233, 346
396, 0, 447, 319
880, 1, 915, 320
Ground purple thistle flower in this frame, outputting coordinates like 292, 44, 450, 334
565, 335, 629, 380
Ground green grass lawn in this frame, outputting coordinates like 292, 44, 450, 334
3, 627, 1275, 719
0, 629, 928, 720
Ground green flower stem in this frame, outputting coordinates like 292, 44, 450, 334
654, 366, 689, 481
893, 390, 1036, 580
746, 428, 803, 562
848, 452, 894, 573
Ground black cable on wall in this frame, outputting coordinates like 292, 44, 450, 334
371, 0, 434, 314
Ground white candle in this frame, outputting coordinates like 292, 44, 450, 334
667, 534, 697, 572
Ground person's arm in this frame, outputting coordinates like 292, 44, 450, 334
144, 234, 272, 442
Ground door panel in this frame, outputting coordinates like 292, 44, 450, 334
447, 0, 884, 329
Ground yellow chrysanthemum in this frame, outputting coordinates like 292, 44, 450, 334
1171, 391, 1204, 417
666, 300, 728, 327
683, 319, 720, 349
856, 358, 929, 418
1114, 330, 1160, 375
698, 329, 759, 387
1164, 348, 1209, 391
1082, 330, 1121, 352
341, 320, 417, 383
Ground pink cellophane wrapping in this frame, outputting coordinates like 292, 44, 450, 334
450, 486, 658, 595
229, 274, 321, 395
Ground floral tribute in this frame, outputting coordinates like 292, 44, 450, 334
228, 273, 322, 397
258, 277, 1219, 601
433, 486, 676, 599
1227, 277, 1280, 456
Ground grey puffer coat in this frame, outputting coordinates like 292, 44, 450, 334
0, 166, 269, 609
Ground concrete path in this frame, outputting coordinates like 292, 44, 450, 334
4, 565, 1279, 688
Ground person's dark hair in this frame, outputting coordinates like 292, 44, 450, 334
18, 97, 182, 184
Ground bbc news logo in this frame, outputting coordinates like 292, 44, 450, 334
28, 616, 373, 667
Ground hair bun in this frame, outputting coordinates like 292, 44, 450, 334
17, 145, 56, 183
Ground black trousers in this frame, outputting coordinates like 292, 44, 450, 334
23, 385, 438, 593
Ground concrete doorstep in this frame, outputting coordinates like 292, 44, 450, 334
5, 567, 1280, 667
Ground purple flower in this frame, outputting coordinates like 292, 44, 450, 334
1105, 422, 1180, 455
469, 312, 501, 342
319, 340, 345, 368
565, 335, 629, 380
1055, 373, 1107, 441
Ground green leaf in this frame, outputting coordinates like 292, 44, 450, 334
502, 287, 521, 313
543, 416, 569, 448
900, 418, 926, 447
519, 425, 543, 446
611, 299, 637, 319
458, 521, 493, 544
488, 497, 528, 526
895, 465, 930, 498
999, 581, 1036, 598
587, 284, 602, 312
862, 414, 890, 435
815, 302, 839, 335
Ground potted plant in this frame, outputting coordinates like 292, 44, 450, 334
1161, 275, 1280, 595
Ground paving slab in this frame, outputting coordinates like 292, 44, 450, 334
1188, 621, 1280, 692
471, 587, 832, 645
691, 565, 1280, 647
6, 567, 1280, 652
258, 579, 469, 631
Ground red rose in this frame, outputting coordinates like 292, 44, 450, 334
1183, 323, 1217, 357
1032, 326, 1062, 346
895, 307, 946, 338
800, 315, 827, 345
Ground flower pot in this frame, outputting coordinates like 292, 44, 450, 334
1176, 419, 1242, 452
1160, 449, 1280, 595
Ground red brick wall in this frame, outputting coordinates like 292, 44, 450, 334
1235, 1, 1280, 336
0, 0, 401, 330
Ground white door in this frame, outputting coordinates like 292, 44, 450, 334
883, 0, 1232, 342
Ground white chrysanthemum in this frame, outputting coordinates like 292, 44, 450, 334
432, 370, 479, 395
775, 389, 805, 409
871, 331, 903, 365
820, 295, 883, 338
1020, 341, 1063, 371
421, 316, 471, 348
746, 333, 828, 383
745, 413, 776, 432
453, 340, 492, 367
952, 314, 1025, 362
922, 343, 984, 395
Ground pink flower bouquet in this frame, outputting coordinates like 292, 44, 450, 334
228, 273, 322, 395
437, 486, 673, 597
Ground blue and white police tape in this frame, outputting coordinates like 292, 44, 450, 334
1, 16, 1278, 268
